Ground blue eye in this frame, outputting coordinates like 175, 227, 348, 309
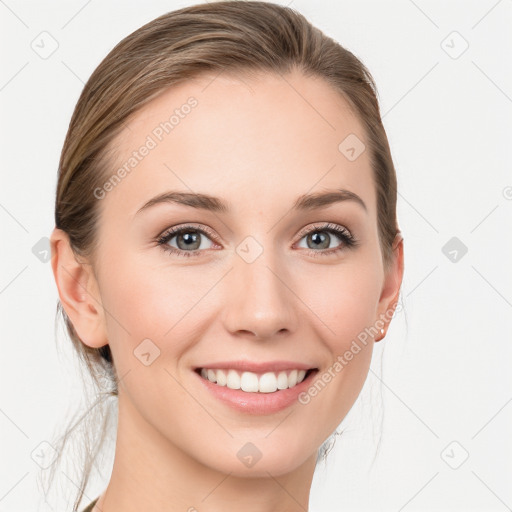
156, 222, 358, 258
295, 223, 358, 257
156, 224, 216, 258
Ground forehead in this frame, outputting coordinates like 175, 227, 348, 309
101, 69, 375, 219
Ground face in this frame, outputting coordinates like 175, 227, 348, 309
62, 69, 402, 477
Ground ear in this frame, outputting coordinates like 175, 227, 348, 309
50, 227, 108, 349
375, 232, 404, 340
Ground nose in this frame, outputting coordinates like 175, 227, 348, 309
221, 250, 299, 340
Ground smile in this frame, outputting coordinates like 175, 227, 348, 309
197, 368, 315, 393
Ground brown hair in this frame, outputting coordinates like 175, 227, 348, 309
49, 1, 400, 509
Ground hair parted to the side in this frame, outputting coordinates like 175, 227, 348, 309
47, 1, 400, 509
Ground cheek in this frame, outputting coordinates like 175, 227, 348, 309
311, 281, 377, 377
98, 255, 221, 365
97, 259, 207, 426
292, 260, 380, 423
295, 257, 382, 348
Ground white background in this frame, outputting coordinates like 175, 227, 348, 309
1, 0, 511, 511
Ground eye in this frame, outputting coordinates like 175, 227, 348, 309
156, 222, 359, 259
156, 224, 218, 258
295, 222, 358, 257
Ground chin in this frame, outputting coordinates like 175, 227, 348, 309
193, 436, 319, 478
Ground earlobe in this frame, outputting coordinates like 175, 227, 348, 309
375, 232, 405, 341
50, 227, 108, 349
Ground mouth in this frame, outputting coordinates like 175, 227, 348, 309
192, 360, 320, 414
194, 367, 319, 393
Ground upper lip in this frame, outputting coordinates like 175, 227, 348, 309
194, 360, 318, 373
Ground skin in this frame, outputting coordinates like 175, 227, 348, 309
51, 69, 404, 512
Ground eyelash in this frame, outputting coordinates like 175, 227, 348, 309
155, 222, 359, 258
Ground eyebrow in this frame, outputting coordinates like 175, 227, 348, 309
135, 188, 367, 216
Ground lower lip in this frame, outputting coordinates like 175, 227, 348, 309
193, 369, 318, 415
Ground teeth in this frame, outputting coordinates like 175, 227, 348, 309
227, 369, 240, 389
288, 369, 298, 388
216, 369, 227, 386
199, 368, 309, 393
259, 372, 278, 393
277, 371, 288, 390
241, 372, 259, 392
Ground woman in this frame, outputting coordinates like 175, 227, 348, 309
49, 1, 404, 510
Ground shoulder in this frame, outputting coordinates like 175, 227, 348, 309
80, 497, 99, 512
